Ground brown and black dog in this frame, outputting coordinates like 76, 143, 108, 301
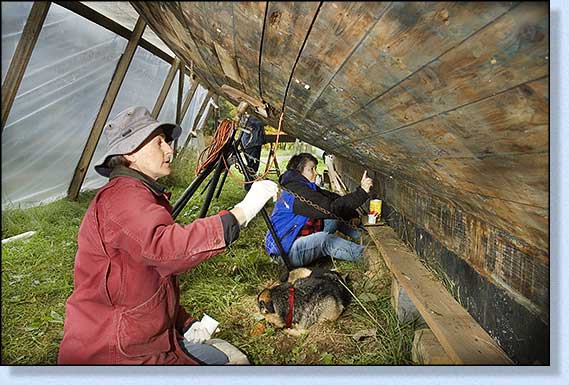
257, 267, 351, 335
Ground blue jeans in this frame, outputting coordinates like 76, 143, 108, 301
323, 219, 362, 242
286, 219, 364, 267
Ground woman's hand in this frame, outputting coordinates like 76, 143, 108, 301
360, 170, 373, 193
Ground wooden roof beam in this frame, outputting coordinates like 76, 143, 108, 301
55, 1, 174, 65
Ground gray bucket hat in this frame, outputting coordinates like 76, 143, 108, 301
94, 106, 181, 177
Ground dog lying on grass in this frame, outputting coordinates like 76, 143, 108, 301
257, 267, 352, 335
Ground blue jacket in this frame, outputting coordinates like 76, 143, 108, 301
265, 169, 370, 257
240, 115, 266, 149
265, 172, 316, 256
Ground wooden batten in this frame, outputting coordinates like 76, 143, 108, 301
180, 81, 200, 123
1, 2, 51, 132
172, 61, 185, 153
182, 90, 213, 149
176, 61, 185, 124
67, 17, 146, 201
151, 57, 181, 118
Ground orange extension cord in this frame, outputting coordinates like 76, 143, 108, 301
195, 112, 285, 186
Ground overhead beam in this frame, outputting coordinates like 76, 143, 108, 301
1, 2, 51, 132
151, 57, 181, 118
54, 1, 174, 65
67, 16, 146, 201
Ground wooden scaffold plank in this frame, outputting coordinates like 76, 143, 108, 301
366, 225, 513, 364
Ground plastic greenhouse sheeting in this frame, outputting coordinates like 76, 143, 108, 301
1, 3, 209, 209
2, 2, 33, 84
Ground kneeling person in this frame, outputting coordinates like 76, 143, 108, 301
265, 152, 373, 267
58, 106, 278, 365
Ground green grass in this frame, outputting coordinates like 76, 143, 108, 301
2, 145, 415, 365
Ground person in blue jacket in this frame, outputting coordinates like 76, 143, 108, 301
265, 152, 373, 267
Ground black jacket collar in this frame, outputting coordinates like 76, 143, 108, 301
109, 166, 167, 196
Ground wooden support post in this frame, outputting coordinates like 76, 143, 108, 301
151, 57, 181, 118
1, 2, 51, 132
67, 17, 146, 201
180, 80, 200, 123
172, 79, 199, 155
412, 329, 453, 365
182, 90, 213, 149
176, 62, 185, 124
391, 277, 425, 325
201, 94, 218, 131
173, 61, 185, 153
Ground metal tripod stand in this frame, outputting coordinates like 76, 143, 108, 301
171, 112, 291, 270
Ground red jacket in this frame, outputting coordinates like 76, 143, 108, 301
58, 175, 227, 364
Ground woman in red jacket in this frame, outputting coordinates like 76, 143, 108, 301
58, 106, 277, 365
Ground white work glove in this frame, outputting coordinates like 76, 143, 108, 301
184, 314, 220, 344
234, 180, 279, 226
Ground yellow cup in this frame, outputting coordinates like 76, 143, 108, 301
369, 199, 382, 218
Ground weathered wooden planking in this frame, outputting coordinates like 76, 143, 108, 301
335, 154, 549, 314
349, 2, 548, 140
260, 1, 320, 111
380, 79, 548, 160
306, 2, 516, 125
176, 2, 244, 92
130, 2, 219, 90
285, 2, 389, 118
375, 170, 549, 304
231, 2, 266, 98
427, 152, 547, 209
170, 3, 233, 90
367, 225, 513, 364
354, 142, 549, 258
